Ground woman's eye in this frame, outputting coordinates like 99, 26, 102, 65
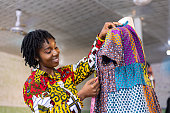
55, 47, 58, 49
45, 50, 51, 54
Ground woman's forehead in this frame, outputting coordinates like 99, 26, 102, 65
42, 38, 56, 47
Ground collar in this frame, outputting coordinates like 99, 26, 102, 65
32, 68, 61, 80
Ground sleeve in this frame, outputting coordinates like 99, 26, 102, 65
99, 28, 123, 66
72, 35, 104, 85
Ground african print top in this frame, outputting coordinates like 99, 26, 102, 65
23, 36, 104, 113
92, 25, 161, 113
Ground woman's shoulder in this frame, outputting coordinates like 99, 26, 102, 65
23, 69, 48, 96
24, 71, 37, 86
24, 69, 45, 85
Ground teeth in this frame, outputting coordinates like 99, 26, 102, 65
53, 57, 58, 60
52, 58, 59, 62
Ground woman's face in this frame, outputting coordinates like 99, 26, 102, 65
38, 38, 60, 68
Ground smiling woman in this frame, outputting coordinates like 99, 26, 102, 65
21, 29, 101, 113
21, 22, 121, 113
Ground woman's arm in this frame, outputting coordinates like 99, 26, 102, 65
73, 22, 122, 85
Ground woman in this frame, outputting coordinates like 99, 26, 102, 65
21, 22, 121, 113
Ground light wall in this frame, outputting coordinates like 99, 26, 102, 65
152, 59, 170, 108
0, 51, 30, 107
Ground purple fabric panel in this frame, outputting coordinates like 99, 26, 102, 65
125, 25, 145, 63
119, 27, 136, 65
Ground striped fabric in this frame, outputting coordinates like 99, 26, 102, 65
92, 25, 161, 113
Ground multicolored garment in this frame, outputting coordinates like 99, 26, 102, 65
23, 36, 104, 113
92, 25, 161, 113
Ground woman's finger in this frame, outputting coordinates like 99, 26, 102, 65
106, 22, 116, 29
95, 88, 100, 95
88, 77, 98, 84
113, 22, 123, 26
93, 78, 99, 87
96, 82, 100, 89
97, 87, 100, 92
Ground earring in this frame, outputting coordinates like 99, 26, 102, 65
36, 59, 39, 62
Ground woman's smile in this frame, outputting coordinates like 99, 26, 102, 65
52, 57, 59, 63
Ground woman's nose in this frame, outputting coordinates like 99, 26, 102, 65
53, 49, 60, 56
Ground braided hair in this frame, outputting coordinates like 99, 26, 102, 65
21, 29, 55, 68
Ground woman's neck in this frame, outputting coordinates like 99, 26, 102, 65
39, 65, 55, 76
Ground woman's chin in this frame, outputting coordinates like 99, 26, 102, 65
54, 62, 59, 67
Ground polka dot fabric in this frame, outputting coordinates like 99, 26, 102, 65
92, 25, 161, 113
107, 85, 149, 113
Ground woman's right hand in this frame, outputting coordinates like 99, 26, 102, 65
99, 22, 122, 40
77, 77, 100, 101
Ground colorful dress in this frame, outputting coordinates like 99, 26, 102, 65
23, 36, 104, 113
92, 25, 161, 113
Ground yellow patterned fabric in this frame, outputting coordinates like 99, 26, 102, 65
141, 63, 152, 87
74, 61, 93, 85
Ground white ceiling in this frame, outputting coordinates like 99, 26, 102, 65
0, 0, 169, 65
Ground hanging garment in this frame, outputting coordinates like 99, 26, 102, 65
92, 25, 161, 113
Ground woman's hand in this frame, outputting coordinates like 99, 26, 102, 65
99, 22, 122, 40
77, 77, 100, 101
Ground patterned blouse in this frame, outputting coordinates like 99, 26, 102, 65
92, 25, 161, 113
23, 36, 104, 113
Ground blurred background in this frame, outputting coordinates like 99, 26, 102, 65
0, 0, 169, 113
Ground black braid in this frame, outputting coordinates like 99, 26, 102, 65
21, 29, 55, 68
